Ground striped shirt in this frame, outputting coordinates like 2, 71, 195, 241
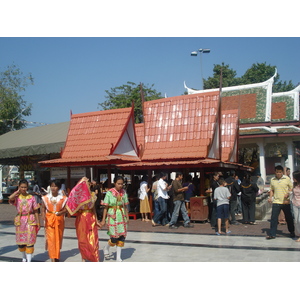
270, 175, 293, 204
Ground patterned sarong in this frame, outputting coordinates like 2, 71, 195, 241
66, 181, 92, 215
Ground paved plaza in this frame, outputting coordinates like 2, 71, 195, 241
1, 202, 300, 262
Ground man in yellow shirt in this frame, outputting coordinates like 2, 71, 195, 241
266, 165, 294, 240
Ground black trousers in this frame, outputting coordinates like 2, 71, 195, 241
241, 200, 256, 223
210, 200, 217, 228
229, 200, 237, 222
270, 203, 295, 237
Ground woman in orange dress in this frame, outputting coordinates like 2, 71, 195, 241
42, 179, 67, 262
66, 177, 101, 262
9, 179, 40, 262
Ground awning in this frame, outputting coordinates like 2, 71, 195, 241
0, 122, 69, 160
118, 158, 252, 171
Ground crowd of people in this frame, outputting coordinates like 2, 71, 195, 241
7, 165, 300, 262
8, 176, 129, 262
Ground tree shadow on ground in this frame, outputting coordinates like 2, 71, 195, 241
0, 220, 14, 226
33, 248, 81, 262
0, 244, 18, 255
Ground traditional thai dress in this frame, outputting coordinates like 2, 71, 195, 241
66, 180, 99, 262
13, 194, 39, 247
42, 192, 68, 260
103, 188, 129, 241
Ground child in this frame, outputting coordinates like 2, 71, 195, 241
101, 176, 129, 262
42, 179, 67, 262
214, 178, 231, 235
292, 170, 300, 242
8, 179, 40, 262
139, 175, 151, 221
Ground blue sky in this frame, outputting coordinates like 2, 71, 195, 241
1, 37, 300, 125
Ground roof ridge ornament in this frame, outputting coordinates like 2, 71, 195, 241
184, 68, 278, 95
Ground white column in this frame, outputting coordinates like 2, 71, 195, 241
286, 140, 294, 177
90, 167, 93, 181
257, 140, 266, 183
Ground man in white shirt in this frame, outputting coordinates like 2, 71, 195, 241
152, 172, 170, 226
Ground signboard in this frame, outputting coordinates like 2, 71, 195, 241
51, 167, 86, 179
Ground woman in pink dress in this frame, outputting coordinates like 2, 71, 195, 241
9, 179, 40, 262
66, 177, 101, 262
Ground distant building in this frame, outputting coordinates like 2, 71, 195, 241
184, 70, 300, 183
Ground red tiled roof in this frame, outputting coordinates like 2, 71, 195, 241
141, 91, 220, 161
40, 107, 140, 167
40, 91, 240, 169
221, 109, 239, 162
135, 123, 145, 153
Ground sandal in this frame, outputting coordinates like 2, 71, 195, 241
104, 254, 111, 260
249, 222, 257, 225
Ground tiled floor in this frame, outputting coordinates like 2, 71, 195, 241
1, 203, 300, 262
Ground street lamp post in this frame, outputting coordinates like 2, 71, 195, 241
191, 48, 210, 90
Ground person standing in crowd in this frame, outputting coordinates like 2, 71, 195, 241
214, 178, 231, 235
256, 173, 265, 193
152, 172, 170, 226
66, 177, 101, 262
151, 175, 160, 222
9, 179, 40, 262
291, 170, 300, 242
225, 170, 240, 225
60, 179, 67, 196
90, 180, 103, 221
235, 175, 242, 216
42, 179, 68, 262
278, 167, 292, 224
183, 174, 195, 213
101, 176, 129, 262
286, 167, 291, 178
32, 179, 42, 214
240, 172, 259, 225
139, 175, 151, 222
266, 165, 294, 240
167, 172, 194, 229
208, 172, 220, 230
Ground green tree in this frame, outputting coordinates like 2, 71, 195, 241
203, 62, 295, 92
99, 81, 163, 123
203, 63, 242, 89
0, 64, 33, 134
241, 62, 295, 92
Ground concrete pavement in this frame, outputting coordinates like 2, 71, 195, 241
1, 221, 300, 262
1, 202, 300, 262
